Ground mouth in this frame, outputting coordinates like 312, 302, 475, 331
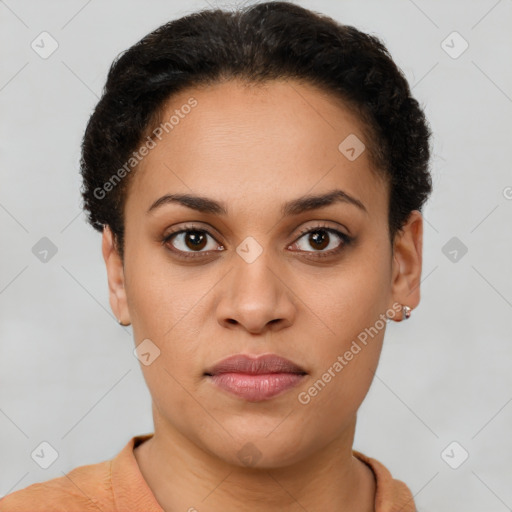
204, 353, 307, 402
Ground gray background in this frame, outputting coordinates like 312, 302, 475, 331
1, 0, 511, 510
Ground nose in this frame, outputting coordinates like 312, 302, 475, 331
216, 249, 296, 334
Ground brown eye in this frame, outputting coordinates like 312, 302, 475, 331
307, 230, 329, 250
164, 229, 223, 256
183, 230, 207, 251
291, 227, 351, 254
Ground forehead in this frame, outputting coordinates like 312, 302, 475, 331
127, 79, 387, 218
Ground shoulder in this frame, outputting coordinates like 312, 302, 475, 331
352, 449, 417, 512
0, 459, 113, 512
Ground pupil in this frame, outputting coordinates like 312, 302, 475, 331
186, 231, 207, 250
310, 230, 329, 250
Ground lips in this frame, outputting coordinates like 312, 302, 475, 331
205, 354, 306, 376
204, 354, 307, 402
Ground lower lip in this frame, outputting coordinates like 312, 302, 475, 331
207, 372, 305, 401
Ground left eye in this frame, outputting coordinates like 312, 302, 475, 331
291, 228, 349, 253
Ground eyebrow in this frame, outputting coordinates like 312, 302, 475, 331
146, 189, 367, 216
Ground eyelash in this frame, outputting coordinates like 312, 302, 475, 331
161, 223, 353, 260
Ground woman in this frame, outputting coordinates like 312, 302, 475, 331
1, 2, 431, 510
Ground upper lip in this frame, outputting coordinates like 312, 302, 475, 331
205, 354, 307, 376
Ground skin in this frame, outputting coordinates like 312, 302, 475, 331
102, 79, 423, 512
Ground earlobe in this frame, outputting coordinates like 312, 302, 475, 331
101, 225, 131, 326
389, 210, 424, 322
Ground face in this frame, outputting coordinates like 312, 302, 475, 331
103, 79, 423, 468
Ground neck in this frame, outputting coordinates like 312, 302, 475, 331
134, 407, 375, 512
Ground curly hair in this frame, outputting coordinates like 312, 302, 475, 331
80, 1, 432, 261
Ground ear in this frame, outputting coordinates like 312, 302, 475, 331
102, 225, 130, 325
389, 210, 424, 321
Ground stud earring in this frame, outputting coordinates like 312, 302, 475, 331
402, 305, 412, 320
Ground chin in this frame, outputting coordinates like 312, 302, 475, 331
204, 427, 319, 470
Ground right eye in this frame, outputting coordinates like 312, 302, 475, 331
162, 226, 225, 258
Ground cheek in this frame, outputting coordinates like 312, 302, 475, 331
124, 248, 209, 371
297, 323, 385, 439
301, 246, 391, 351
297, 243, 391, 409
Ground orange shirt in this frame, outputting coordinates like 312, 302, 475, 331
0, 433, 416, 511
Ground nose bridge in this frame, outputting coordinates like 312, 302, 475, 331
232, 238, 281, 305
